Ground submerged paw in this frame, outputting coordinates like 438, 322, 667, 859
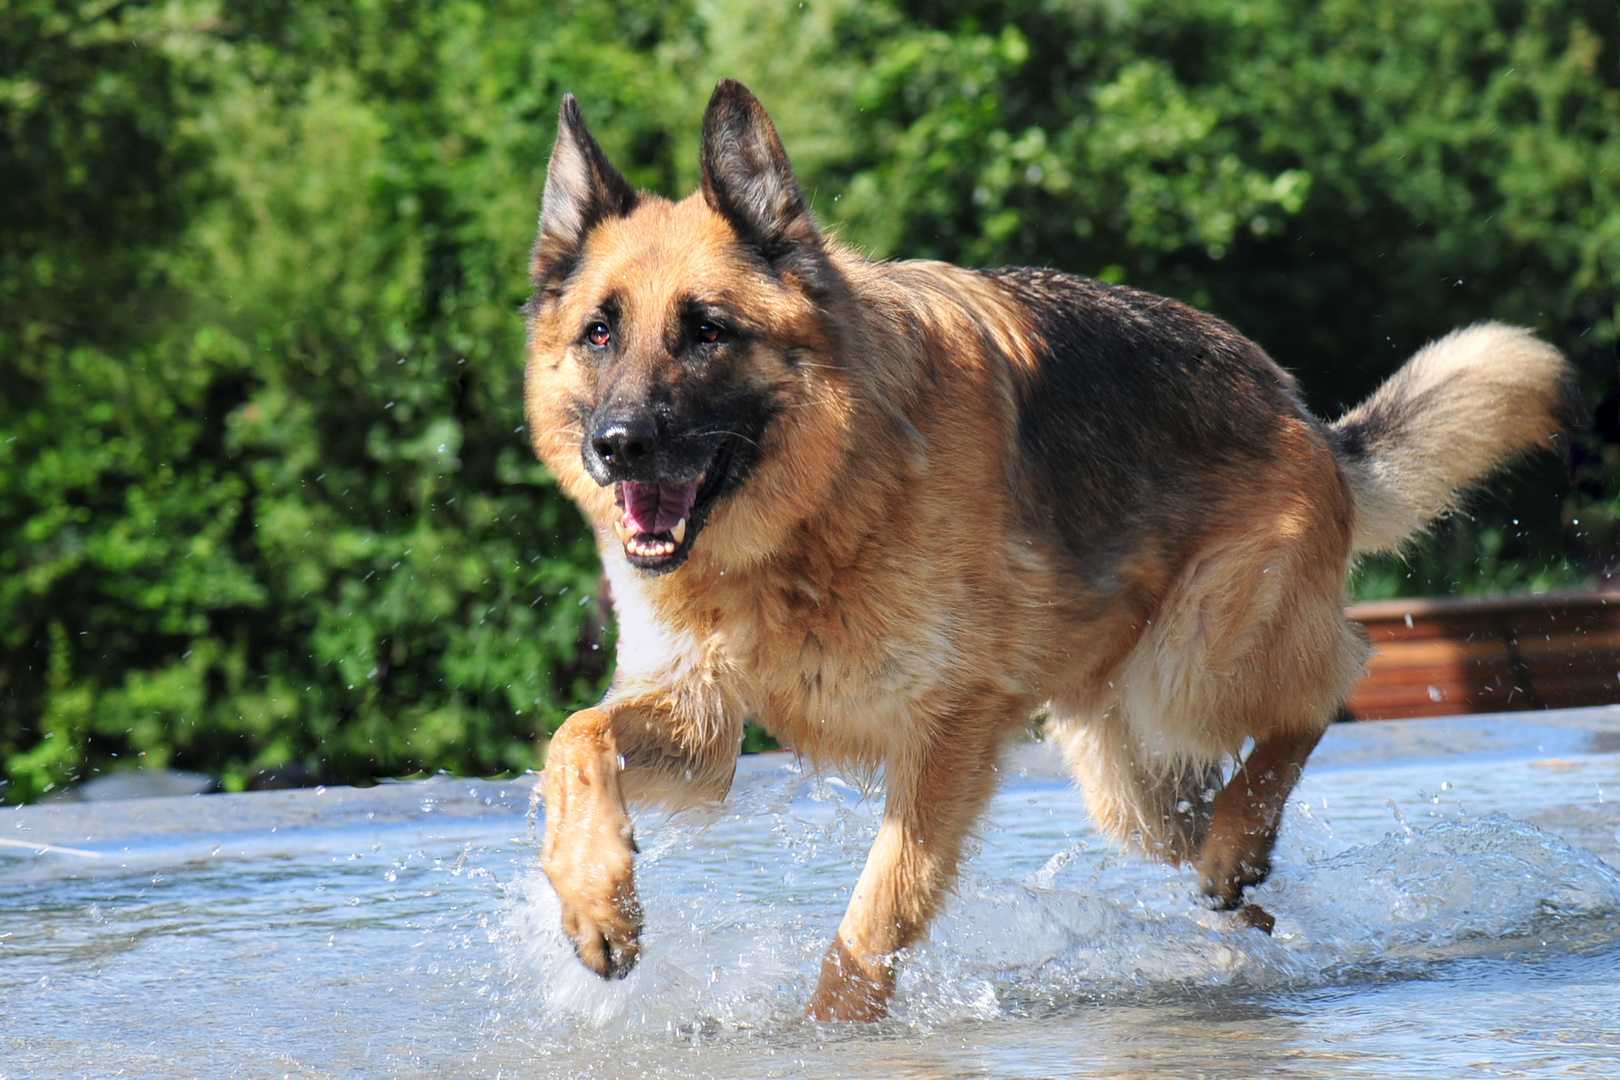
562, 898, 643, 979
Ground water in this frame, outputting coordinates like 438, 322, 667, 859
3, 709, 1619, 1078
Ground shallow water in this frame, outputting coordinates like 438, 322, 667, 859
3, 710, 1619, 1079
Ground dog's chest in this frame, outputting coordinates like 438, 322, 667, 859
618, 555, 975, 762
710, 568, 961, 759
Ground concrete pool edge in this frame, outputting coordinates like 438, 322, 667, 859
5, 703, 1618, 851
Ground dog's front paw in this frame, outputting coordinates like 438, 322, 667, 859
541, 717, 643, 979
804, 938, 892, 1022
546, 802, 642, 978
558, 866, 642, 979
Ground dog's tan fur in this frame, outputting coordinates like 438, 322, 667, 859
1333, 323, 1574, 554
524, 82, 1576, 1019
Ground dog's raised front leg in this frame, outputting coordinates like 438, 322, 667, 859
804, 717, 1007, 1021
541, 695, 740, 978
1196, 724, 1325, 925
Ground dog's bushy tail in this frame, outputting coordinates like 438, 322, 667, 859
1328, 322, 1579, 555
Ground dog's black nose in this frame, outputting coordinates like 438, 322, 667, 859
591, 412, 659, 469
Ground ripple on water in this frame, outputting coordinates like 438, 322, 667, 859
6, 722, 1618, 1078
498, 773, 1620, 1052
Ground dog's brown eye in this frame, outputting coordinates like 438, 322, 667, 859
586, 322, 611, 347
696, 321, 725, 345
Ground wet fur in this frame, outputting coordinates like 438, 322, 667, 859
525, 81, 1576, 1018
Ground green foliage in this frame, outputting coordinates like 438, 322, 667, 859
2, 0, 611, 799
838, 1, 1619, 394
3, 0, 1616, 799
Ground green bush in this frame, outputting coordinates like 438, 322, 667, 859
2, 0, 612, 799
3, 0, 1616, 801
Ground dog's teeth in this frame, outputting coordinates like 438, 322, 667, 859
625, 533, 678, 559
614, 520, 633, 544
672, 518, 687, 545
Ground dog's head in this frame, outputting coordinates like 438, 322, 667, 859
524, 81, 853, 576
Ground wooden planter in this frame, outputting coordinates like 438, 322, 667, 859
1343, 591, 1620, 720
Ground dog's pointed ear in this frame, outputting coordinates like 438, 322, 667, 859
533, 95, 636, 283
700, 80, 828, 288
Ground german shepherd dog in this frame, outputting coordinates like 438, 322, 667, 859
524, 80, 1574, 1020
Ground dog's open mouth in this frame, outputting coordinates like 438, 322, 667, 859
611, 440, 737, 572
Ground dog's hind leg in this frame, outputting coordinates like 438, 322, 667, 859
1047, 709, 1224, 865
804, 699, 1015, 1022
1051, 704, 1331, 930
1195, 722, 1326, 923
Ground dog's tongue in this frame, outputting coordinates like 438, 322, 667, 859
617, 480, 698, 535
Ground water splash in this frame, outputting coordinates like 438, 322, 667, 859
498, 773, 1620, 1044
